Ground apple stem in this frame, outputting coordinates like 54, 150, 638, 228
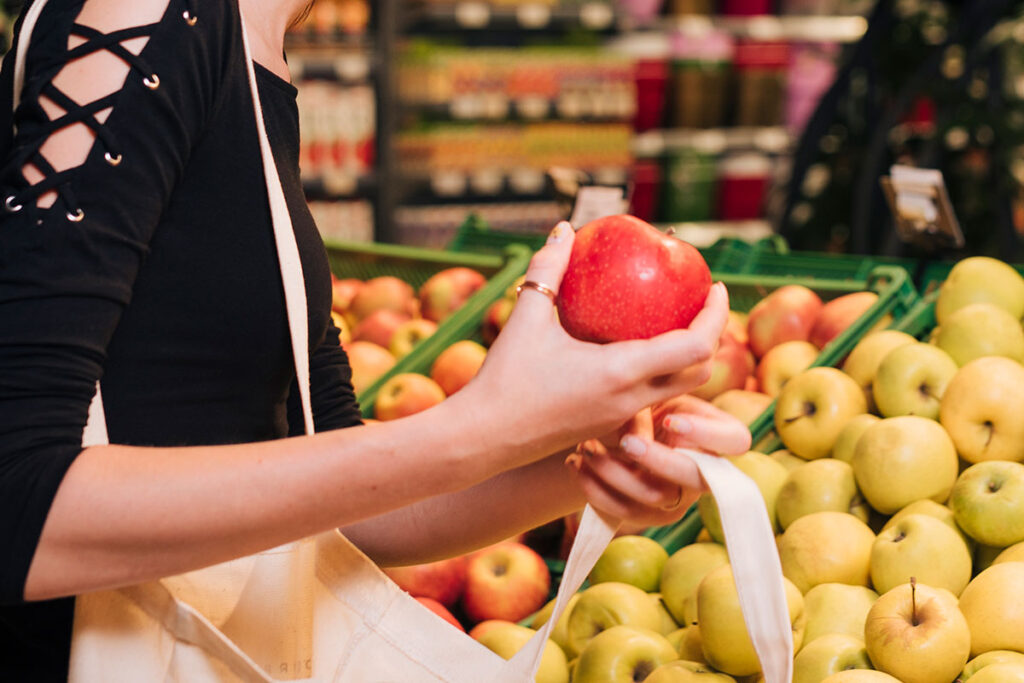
910, 576, 918, 627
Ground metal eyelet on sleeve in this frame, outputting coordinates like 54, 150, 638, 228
5, 195, 23, 212
66, 208, 85, 222
104, 152, 122, 166
183, 11, 197, 26
143, 74, 160, 90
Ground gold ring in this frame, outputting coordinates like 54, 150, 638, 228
516, 280, 557, 303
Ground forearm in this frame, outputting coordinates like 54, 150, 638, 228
24, 391, 510, 601
341, 449, 586, 566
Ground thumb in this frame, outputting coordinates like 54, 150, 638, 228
515, 221, 575, 319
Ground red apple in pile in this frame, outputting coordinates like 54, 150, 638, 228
809, 291, 881, 349
690, 337, 755, 401
384, 555, 469, 608
461, 541, 551, 624
414, 597, 464, 632
556, 215, 712, 343
352, 309, 411, 348
331, 275, 364, 315
430, 340, 487, 396
349, 275, 418, 321
419, 267, 488, 323
346, 341, 397, 394
746, 284, 823, 358
374, 373, 446, 421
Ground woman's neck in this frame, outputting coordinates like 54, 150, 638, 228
237, 0, 310, 81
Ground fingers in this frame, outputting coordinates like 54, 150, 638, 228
653, 396, 752, 455
578, 440, 680, 509
570, 463, 687, 527
513, 221, 575, 323
618, 436, 709, 493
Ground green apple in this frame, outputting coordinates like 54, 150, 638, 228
872, 342, 958, 420
698, 452, 789, 540
936, 303, 1024, 366
830, 414, 880, 465
778, 511, 875, 594
949, 461, 1024, 547
940, 357, 1024, 464
531, 593, 581, 656
660, 542, 728, 626
697, 564, 805, 677
775, 367, 867, 460
646, 660, 737, 682
572, 626, 679, 683
994, 541, 1024, 565
801, 583, 878, 646
842, 330, 917, 412
960, 651, 1024, 681
566, 582, 663, 657
935, 256, 1024, 324
776, 459, 862, 530
870, 513, 972, 595
967, 663, 1024, 683
793, 634, 872, 683
852, 416, 959, 514
959, 562, 1024, 656
864, 581, 971, 683
881, 499, 971, 548
472, 620, 569, 683
767, 449, 806, 472
590, 535, 669, 593
650, 594, 681, 635
820, 671, 901, 682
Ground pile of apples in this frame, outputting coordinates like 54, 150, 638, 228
331, 267, 493, 418
694, 283, 884, 428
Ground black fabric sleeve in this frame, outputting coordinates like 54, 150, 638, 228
287, 319, 363, 435
0, 0, 233, 603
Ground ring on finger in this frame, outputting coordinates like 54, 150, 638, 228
516, 280, 557, 303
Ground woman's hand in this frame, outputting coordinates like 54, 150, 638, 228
454, 221, 729, 468
566, 397, 751, 528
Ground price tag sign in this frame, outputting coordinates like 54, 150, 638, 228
454, 1, 490, 28
579, 2, 614, 30
881, 165, 964, 250
516, 3, 551, 28
569, 185, 628, 228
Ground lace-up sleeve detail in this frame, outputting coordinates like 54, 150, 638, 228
0, 0, 232, 603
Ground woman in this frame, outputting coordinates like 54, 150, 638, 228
0, 0, 750, 679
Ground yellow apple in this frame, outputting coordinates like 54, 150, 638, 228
830, 414, 879, 464
756, 340, 819, 397
968, 663, 1024, 683
572, 626, 678, 683
949, 460, 1024, 547
710, 389, 773, 426
388, 318, 438, 359
698, 452, 789, 540
871, 342, 958, 420
775, 367, 867, 460
841, 330, 917, 412
767, 449, 806, 472
646, 660, 737, 682
940, 356, 1024, 464
959, 562, 1024, 656
660, 542, 729, 626
851, 416, 959, 514
960, 651, 1024, 681
936, 302, 1024, 366
881, 499, 974, 551
566, 582, 664, 657
472, 620, 569, 683
993, 541, 1024, 565
935, 255, 1024, 324
590, 535, 669, 593
820, 670, 902, 682
793, 634, 872, 683
666, 625, 705, 663
776, 459, 862, 530
697, 564, 805, 677
530, 593, 581, 657
864, 581, 971, 683
778, 511, 875, 593
800, 583, 878, 646
870, 513, 972, 595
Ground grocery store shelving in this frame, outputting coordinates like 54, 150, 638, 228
400, 97, 634, 123
632, 126, 794, 157
404, 1, 618, 32
653, 13, 868, 43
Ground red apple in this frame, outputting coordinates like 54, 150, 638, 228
482, 297, 516, 346
414, 597, 465, 632
419, 267, 488, 323
462, 541, 551, 624
723, 310, 749, 347
345, 341, 395, 394
349, 276, 417, 321
353, 309, 411, 349
388, 318, 438, 360
809, 291, 880, 349
430, 340, 487, 396
690, 338, 755, 401
331, 276, 363, 315
711, 389, 773, 425
374, 373, 447, 421
756, 340, 819, 397
384, 555, 468, 607
746, 285, 824, 358
744, 375, 760, 392
556, 215, 712, 343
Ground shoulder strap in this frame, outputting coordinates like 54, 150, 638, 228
8, 0, 316, 446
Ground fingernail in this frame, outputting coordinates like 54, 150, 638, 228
665, 415, 692, 435
619, 435, 647, 457
564, 454, 582, 470
547, 222, 569, 244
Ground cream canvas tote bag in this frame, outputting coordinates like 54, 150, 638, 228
10, 1, 793, 680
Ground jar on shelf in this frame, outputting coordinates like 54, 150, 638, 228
629, 160, 663, 222
732, 40, 790, 127
720, 0, 773, 15
660, 130, 725, 222
716, 152, 773, 220
669, 29, 734, 129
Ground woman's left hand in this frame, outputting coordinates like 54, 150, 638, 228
566, 396, 751, 527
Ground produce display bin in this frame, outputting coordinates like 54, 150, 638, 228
645, 264, 922, 552
324, 239, 534, 417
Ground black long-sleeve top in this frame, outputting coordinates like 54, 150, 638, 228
0, 0, 363, 678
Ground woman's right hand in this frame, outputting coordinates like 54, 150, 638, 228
453, 221, 729, 466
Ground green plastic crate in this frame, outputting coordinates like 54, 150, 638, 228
736, 247, 924, 282
646, 265, 921, 552
323, 239, 534, 417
